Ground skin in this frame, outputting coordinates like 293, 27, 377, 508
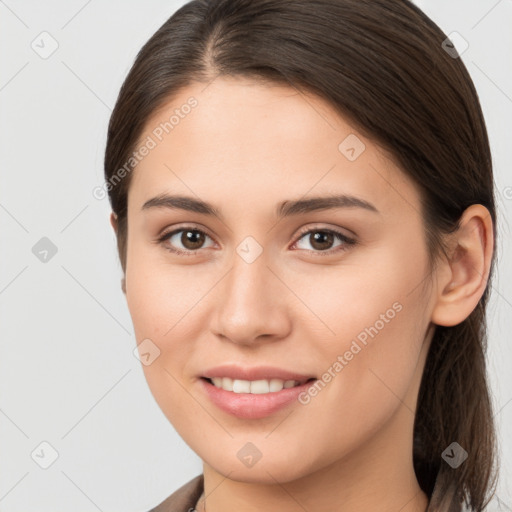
110, 76, 493, 512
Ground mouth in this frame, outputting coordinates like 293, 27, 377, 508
199, 375, 319, 419
201, 376, 317, 394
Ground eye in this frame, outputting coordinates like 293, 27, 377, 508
291, 226, 357, 256
157, 225, 215, 256
156, 224, 357, 257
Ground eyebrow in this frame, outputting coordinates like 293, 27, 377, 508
141, 193, 380, 219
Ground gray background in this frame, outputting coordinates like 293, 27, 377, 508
0, 1, 511, 510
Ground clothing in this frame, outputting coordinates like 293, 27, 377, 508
148, 474, 204, 512
147, 471, 470, 512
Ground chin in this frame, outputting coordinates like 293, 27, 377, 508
199, 441, 320, 484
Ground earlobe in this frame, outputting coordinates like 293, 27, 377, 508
110, 211, 118, 234
431, 204, 493, 327
109, 212, 126, 294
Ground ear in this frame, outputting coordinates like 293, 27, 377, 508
109, 212, 126, 295
110, 211, 118, 234
431, 204, 494, 327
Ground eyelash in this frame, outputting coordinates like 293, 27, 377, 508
156, 224, 357, 258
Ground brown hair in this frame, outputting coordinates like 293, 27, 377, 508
104, 0, 499, 509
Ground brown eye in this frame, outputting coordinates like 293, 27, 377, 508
179, 229, 206, 250
293, 227, 356, 256
308, 231, 335, 251
158, 227, 215, 255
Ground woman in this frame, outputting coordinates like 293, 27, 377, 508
103, 0, 499, 510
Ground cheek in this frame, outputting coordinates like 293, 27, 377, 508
125, 243, 205, 338
124, 242, 222, 380
287, 239, 430, 414
287, 235, 428, 350
125, 258, 205, 428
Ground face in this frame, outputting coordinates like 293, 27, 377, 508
121, 76, 438, 484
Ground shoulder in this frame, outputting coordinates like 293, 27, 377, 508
147, 474, 204, 512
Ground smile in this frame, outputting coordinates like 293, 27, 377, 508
205, 377, 314, 394
200, 377, 318, 419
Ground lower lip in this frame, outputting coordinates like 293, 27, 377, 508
199, 378, 317, 419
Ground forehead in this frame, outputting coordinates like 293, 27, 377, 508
127, 77, 420, 220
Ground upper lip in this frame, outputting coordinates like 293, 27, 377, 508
202, 364, 316, 383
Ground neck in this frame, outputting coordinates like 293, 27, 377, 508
196, 403, 429, 512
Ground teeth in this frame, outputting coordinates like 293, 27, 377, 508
210, 377, 301, 393
222, 377, 233, 391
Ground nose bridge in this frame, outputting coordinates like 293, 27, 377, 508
212, 242, 289, 344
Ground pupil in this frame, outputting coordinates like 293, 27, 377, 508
311, 231, 333, 250
183, 230, 204, 249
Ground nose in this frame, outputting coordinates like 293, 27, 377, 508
210, 248, 292, 347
